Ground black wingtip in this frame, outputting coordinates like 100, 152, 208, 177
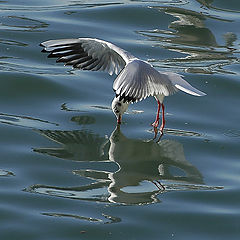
47, 52, 57, 58
116, 93, 137, 103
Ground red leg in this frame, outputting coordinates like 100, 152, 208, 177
159, 103, 165, 132
152, 100, 161, 128
156, 103, 165, 142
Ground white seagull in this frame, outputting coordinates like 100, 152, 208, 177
40, 38, 206, 132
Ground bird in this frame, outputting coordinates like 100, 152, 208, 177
40, 38, 206, 133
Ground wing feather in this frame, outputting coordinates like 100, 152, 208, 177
113, 59, 178, 102
40, 38, 135, 75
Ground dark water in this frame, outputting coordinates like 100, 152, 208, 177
0, 0, 240, 239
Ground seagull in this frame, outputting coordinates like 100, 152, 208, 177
40, 38, 206, 133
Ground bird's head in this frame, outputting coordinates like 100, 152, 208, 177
111, 97, 129, 124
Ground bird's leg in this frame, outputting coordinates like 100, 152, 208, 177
152, 101, 166, 141
156, 104, 165, 142
152, 100, 161, 128
159, 103, 165, 133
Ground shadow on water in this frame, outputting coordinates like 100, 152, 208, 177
23, 121, 222, 205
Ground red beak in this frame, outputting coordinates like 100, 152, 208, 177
117, 115, 122, 124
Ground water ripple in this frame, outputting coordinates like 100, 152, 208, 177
42, 212, 103, 223
196, 0, 240, 13
42, 212, 121, 224
0, 169, 15, 177
0, 1, 122, 12
0, 16, 48, 32
138, 6, 240, 74
164, 183, 223, 191
148, 127, 203, 137
223, 129, 240, 138
0, 112, 58, 129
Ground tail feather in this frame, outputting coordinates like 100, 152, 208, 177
164, 72, 206, 96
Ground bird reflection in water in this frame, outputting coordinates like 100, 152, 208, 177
106, 126, 203, 203
30, 124, 205, 205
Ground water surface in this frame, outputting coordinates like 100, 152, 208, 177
0, 0, 240, 239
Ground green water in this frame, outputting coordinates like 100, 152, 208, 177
0, 0, 240, 239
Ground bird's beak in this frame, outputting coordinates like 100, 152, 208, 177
117, 115, 122, 125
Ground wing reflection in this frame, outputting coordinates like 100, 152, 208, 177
34, 129, 108, 161
30, 126, 207, 205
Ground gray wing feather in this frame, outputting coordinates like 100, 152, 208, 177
113, 60, 178, 102
40, 38, 135, 75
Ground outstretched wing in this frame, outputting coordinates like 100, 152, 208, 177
113, 60, 178, 102
40, 38, 135, 75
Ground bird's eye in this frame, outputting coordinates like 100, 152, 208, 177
117, 102, 122, 106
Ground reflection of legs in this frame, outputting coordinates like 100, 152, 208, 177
152, 180, 165, 191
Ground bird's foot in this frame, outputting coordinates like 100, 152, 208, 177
152, 126, 164, 142
152, 126, 158, 140
159, 126, 164, 135
156, 125, 164, 142
157, 130, 164, 142
151, 120, 159, 128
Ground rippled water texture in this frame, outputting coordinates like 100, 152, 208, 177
0, 1, 240, 239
